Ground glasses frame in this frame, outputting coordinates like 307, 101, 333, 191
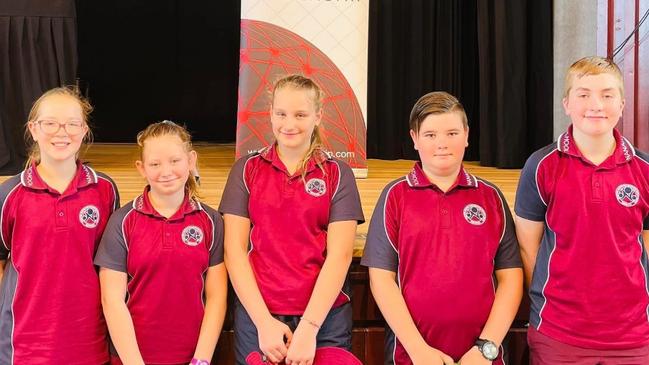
34, 120, 87, 136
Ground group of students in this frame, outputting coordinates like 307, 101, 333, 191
0, 56, 647, 365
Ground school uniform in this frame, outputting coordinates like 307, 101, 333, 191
0, 162, 119, 365
362, 162, 521, 365
219, 145, 364, 364
515, 126, 649, 361
94, 187, 224, 365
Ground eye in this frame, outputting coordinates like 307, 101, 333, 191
149, 162, 160, 167
171, 159, 181, 164
448, 132, 459, 136
275, 111, 286, 117
43, 121, 58, 127
577, 94, 588, 98
296, 113, 306, 118
68, 121, 83, 128
424, 133, 435, 138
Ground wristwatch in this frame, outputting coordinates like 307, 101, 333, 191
474, 338, 499, 361
190, 358, 210, 365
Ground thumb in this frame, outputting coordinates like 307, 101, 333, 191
283, 325, 294, 345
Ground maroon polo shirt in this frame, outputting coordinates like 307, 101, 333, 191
94, 187, 224, 364
515, 126, 649, 349
0, 162, 119, 365
361, 162, 521, 364
219, 145, 364, 315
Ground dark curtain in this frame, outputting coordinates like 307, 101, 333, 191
367, 0, 479, 161
477, 0, 553, 168
0, 0, 77, 175
368, 0, 553, 167
76, 0, 240, 143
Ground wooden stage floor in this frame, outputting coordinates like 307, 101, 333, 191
0, 143, 522, 254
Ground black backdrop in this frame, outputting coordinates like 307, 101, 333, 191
0, 0, 553, 171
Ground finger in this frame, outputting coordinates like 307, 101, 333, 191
266, 348, 283, 364
442, 354, 455, 365
283, 326, 294, 345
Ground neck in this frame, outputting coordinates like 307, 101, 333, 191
572, 128, 616, 165
422, 164, 461, 193
277, 143, 310, 175
148, 188, 186, 218
36, 157, 78, 193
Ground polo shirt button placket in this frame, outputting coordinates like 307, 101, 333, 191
592, 172, 603, 202
55, 200, 67, 228
440, 196, 451, 229
163, 221, 173, 250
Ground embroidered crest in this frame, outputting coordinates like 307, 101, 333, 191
616, 184, 640, 207
463, 204, 487, 225
182, 225, 204, 246
305, 178, 326, 197
79, 205, 100, 228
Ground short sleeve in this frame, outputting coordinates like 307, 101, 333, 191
361, 180, 401, 272
644, 216, 649, 230
514, 148, 552, 222
219, 156, 251, 218
205, 206, 224, 266
0, 175, 21, 261
329, 161, 365, 224
97, 171, 121, 212
94, 207, 131, 272
494, 189, 523, 270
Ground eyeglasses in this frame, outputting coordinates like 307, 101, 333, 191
36, 120, 86, 136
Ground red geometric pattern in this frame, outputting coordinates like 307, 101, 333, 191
237, 19, 367, 169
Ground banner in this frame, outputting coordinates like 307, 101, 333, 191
237, 0, 369, 177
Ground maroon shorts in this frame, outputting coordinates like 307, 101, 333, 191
528, 326, 649, 365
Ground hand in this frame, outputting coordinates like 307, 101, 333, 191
458, 346, 491, 365
409, 344, 455, 365
285, 321, 318, 365
257, 316, 293, 364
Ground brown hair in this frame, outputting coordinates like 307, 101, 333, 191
564, 56, 624, 98
409, 91, 468, 133
24, 86, 94, 167
136, 120, 201, 200
271, 74, 326, 180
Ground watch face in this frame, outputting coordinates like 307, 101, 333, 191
482, 342, 499, 360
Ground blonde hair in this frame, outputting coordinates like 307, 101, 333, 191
136, 120, 201, 200
24, 86, 94, 167
564, 56, 624, 98
271, 74, 326, 180
409, 91, 468, 133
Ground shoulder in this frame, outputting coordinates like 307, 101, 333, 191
0, 175, 23, 202
524, 142, 559, 171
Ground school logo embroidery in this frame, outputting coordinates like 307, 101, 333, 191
305, 178, 326, 197
79, 205, 100, 228
463, 204, 487, 225
182, 226, 204, 246
616, 184, 640, 207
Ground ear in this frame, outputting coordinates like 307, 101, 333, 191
464, 126, 470, 147
562, 97, 570, 116
314, 108, 323, 127
188, 150, 197, 171
28, 121, 39, 142
409, 129, 419, 151
135, 160, 146, 179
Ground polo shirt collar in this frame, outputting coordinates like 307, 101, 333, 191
260, 143, 330, 176
20, 161, 98, 193
557, 125, 635, 166
406, 162, 478, 190
133, 186, 202, 220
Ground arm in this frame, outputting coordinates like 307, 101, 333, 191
0, 260, 5, 286
514, 216, 544, 289
459, 268, 523, 364
286, 220, 358, 365
369, 268, 454, 365
99, 268, 145, 365
223, 214, 292, 363
643, 230, 649, 255
192, 263, 228, 361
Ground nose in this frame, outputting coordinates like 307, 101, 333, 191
589, 95, 604, 111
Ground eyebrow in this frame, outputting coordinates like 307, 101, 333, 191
574, 87, 616, 92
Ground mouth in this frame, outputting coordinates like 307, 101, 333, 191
51, 142, 71, 148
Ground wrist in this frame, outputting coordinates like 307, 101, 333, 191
299, 316, 321, 331
190, 358, 210, 365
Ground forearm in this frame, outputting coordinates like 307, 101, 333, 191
369, 270, 428, 356
514, 216, 544, 289
0, 260, 5, 286
478, 268, 524, 346
302, 251, 352, 326
103, 299, 145, 365
193, 294, 227, 360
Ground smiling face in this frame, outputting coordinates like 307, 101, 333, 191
410, 111, 468, 178
136, 134, 196, 198
563, 72, 624, 138
28, 94, 88, 165
270, 86, 322, 156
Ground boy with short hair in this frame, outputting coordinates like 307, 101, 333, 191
362, 91, 523, 365
515, 56, 649, 364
